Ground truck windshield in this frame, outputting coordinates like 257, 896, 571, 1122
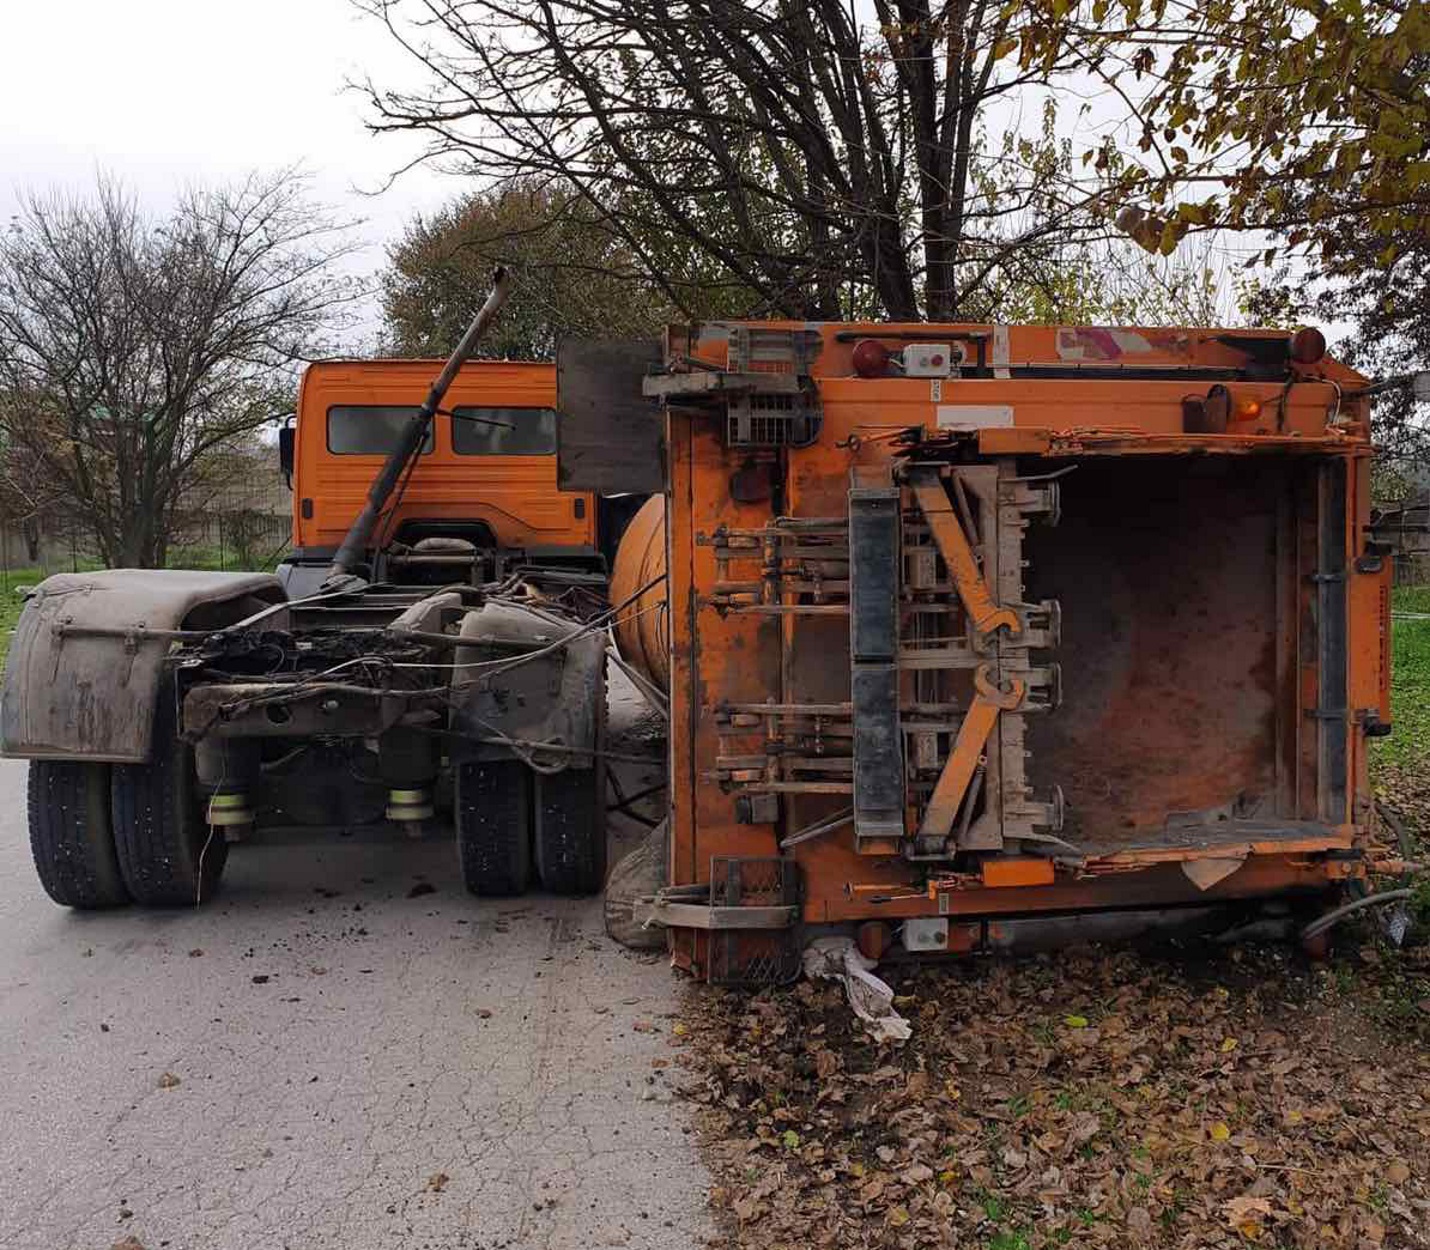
452, 407, 558, 456
326, 406, 435, 455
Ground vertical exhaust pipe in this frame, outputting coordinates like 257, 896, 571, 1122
323, 267, 514, 589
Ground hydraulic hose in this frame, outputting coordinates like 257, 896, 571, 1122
1299, 889, 1414, 942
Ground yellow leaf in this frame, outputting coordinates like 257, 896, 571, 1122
1158, 219, 1187, 255
673, 1022, 689, 1037
938, 1169, 958, 1186
888, 1206, 910, 1227
1221, 1036, 1238, 1053
1065, 1015, 1089, 1029
1238, 1219, 1263, 1241
1210, 1121, 1231, 1142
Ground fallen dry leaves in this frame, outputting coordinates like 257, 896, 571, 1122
684, 942, 1430, 1250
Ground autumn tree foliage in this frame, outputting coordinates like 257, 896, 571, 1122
1043, 0, 1428, 268
382, 181, 668, 359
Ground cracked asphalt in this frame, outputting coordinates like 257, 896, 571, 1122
0, 753, 713, 1249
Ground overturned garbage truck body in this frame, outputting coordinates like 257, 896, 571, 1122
2, 273, 610, 908
585, 320, 1398, 984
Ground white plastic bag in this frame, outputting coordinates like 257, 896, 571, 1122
802, 936, 912, 1043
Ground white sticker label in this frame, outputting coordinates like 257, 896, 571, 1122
930, 378, 942, 402
936, 404, 1014, 429
992, 324, 1011, 378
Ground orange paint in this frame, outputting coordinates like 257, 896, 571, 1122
632, 320, 1385, 976
293, 359, 594, 554
980, 858, 1057, 889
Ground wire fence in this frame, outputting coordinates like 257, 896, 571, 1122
0, 508, 291, 595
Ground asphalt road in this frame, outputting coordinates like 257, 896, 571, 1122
0, 755, 712, 1250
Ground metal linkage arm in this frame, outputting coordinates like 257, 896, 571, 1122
907, 467, 1021, 638
918, 664, 1026, 840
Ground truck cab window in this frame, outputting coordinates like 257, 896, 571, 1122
452, 407, 557, 456
326, 405, 434, 455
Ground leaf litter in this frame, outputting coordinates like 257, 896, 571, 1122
682, 941, 1430, 1249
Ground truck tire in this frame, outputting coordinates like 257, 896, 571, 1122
27, 760, 129, 909
111, 704, 227, 907
455, 759, 531, 896
534, 766, 608, 895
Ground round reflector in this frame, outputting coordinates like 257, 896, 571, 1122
851, 338, 892, 378
1290, 326, 1326, 365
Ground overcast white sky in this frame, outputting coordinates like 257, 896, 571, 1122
0, 0, 455, 339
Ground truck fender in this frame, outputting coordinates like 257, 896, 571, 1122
448, 601, 605, 769
1, 570, 286, 763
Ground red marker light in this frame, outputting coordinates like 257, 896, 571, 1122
851, 338, 892, 378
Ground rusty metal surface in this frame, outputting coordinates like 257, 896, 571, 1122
648, 319, 1381, 966
1023, 458, 1289, 845
181, 683, 416, 739
908, 469, 1020, 637
919, 665, 1025, 840
0, 571, 285, 763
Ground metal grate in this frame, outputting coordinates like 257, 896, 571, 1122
726, 394, 822, 448
710, 855, 799, 907
711, 931, 802, 988
723, 325, 822, 448
707, 856, 802, 987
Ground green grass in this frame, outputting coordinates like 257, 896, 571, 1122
1394, 584, 1430, 616
0, 546, 287, 669
1374, 585, 1430, 769
0, 590, 25, 668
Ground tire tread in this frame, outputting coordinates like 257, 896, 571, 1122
28, 760, 128, 909
111, 699, 226, 906
456, 759, 531, 896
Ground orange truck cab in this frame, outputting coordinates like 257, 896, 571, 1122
277, 358, 639, 597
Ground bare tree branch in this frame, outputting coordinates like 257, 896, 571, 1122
0, 171, 362, 568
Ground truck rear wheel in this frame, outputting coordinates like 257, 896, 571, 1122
455, 759, 532, 896
534, 766, 607, 896
111, 711, 227, 907
27, 760, 129, 909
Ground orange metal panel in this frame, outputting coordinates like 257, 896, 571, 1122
979, 858, 1056, 889
291, 359, 595, 552
654, 319, 1377, 964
